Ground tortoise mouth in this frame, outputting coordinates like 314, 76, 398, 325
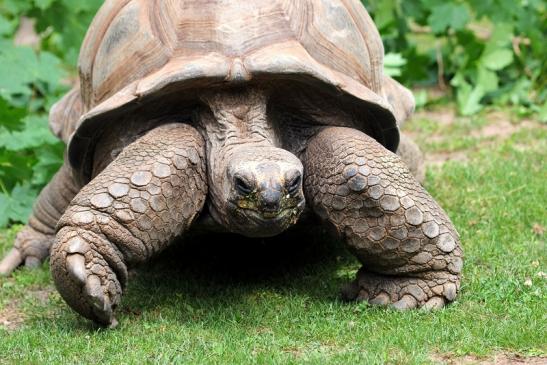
246, 207, 293, 222
240, 205, 302, 221
226, 201, 305, 237
229, 199, 304, 219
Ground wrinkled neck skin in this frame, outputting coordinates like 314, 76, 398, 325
197, 87, 304, 237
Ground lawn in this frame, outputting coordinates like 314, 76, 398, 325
0, 107, 545, 364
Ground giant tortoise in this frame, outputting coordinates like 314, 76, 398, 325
0, 0, 462, 326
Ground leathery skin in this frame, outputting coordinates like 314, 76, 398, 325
303, 127, 462, 310
50, 124, 207, 325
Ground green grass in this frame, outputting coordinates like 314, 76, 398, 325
0, 112, 545, 364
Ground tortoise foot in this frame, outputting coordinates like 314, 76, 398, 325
342, 267, 460, 311
0, 226, 53, 276
51, 227, 127, 326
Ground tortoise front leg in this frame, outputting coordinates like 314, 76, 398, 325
50, 123, 207, 326
303, 127, 462, 309
0, 163, 80, 275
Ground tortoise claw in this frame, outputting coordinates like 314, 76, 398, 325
24, 256, 41, 269
423, 296, 445, 311
65, 256, 119, 326
66, 253, 87, 284
85, 274, 114, 325
391, 294, 418, 310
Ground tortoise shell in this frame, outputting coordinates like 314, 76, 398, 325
49, 0, 414, 178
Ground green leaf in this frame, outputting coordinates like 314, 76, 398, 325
0, 42, 64, 101
538, 102, 547, 123
0, 194, 9, 227
0, 0, 33, 16
487, 23, 514, 50
0, 115, 58, 150
384, 53, 407, 67
0, 43, 38, 98
384, 53, 406, 77
0, 14, 16, 36
0, 149, 36, 190
413, 90, 428, 109
452, 74, 484, 115
0, 183, 36, 226
61, 0, 103, 12
0, 96, 27, 131
460, 85, 485, 116
428, 4, 470, 34
373, 2, 397, 30
31, 143, 64, 185
477, 67, 499, 93
33, 51, 64, 87
33, 0, 55, 10
481, 49, 514, 71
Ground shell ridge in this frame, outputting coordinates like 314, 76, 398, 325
79, 0, 133, 109
149, 0, 178, 52
338, 0, 380, 92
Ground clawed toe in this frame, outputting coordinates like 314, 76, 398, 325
0, 248, 23, 276
66, 253, 87, 283
63, 252, 120, 326
391, 294, 417, 310
86, 274, 115, 324
66, 252, 116, 324
423, 296, 445, 310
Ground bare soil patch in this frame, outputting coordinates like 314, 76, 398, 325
471, 111, 537, 140
426, 150, 469, 166
431, 353, 547, 365
0, 285, 54, 331
0, 299, 25, 331
413, 108, 458, 127
29, 286, 53, 305
408, 108, 544, 166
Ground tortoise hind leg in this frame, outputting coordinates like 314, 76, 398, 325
396, 134, 425, 184
303, 127, 462, 309
50, 123, 207, 326
0, 163, 79, 276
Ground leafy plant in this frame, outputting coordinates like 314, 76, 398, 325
0, 0, 95, 226
364, 0, 546, 116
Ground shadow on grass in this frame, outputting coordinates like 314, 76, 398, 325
133, 227, 349, 295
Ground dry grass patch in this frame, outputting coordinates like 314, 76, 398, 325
431, 353, 547, 365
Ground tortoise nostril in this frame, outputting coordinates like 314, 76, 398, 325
260, 189, 281, 212
234, 175, 254, 195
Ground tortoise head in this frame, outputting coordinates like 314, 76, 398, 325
198, 88, 305, 237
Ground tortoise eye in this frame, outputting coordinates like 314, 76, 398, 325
286, 174, 301, 195
234, 175, 254, 195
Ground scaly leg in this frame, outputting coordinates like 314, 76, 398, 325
0, 163, 79, 275
50, 123, 207, 326
303, 127, 462, 309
